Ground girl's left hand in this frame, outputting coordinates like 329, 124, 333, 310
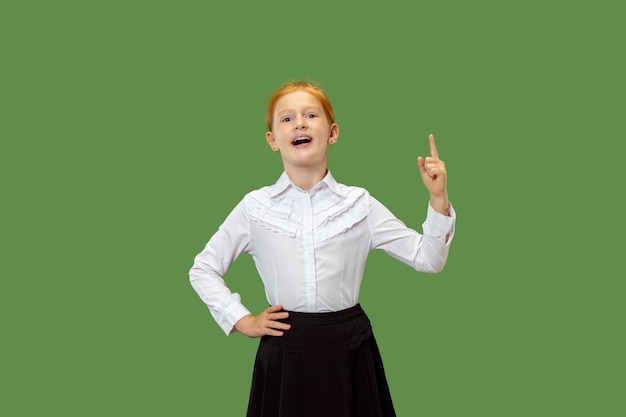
417, 134, 449, 215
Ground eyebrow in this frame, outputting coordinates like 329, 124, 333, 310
275, 106, 321, 116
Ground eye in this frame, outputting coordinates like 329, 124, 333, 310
305, 113, 318, 119
281, 116, 292, 123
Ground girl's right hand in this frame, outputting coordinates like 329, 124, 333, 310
234, 304, 291, 338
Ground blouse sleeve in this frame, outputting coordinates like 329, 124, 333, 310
189, 200, 252, 335
368, 196, 456, 273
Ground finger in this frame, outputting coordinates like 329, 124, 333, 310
266, 304, 284, 313
268, 320, 291, 331
417, 156, 426, 173
425, 156, 445, 168
268, 311, 290, 322
429, 134, 439, 159
427, 168, 442, 179
424, 156, 439, 165
266, 328, 285, 337
265, 305, 289, 321
427, 161, 446, 174
264, 320, 290, 337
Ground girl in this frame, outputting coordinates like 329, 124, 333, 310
189, 81, 455, 417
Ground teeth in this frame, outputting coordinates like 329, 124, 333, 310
292, 137, 311, 145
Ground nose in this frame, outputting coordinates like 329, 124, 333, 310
294, 115, 307, 129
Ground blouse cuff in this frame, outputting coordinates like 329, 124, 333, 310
422, 202, 456, 245
217, 297, 252, 336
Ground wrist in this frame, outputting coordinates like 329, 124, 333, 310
234, 314, 253, 332
429, 196, 450, 216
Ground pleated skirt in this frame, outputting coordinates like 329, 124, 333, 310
246, 304, 396, 417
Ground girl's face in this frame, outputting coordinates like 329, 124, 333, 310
266, 90, 339, 173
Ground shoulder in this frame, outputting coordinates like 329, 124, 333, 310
242, 180, 289, 209
243, 184, 275, 202
334, 181, 368, 196
324, 173, 370, 202
329, 181, 401, 228
332, 181, 373, 209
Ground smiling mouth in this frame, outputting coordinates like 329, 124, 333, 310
292, 137, 312, 146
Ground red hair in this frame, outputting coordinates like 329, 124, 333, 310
266, 81, 335, 131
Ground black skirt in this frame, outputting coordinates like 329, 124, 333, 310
246, 304, 396, 417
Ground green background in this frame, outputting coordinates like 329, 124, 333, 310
2, 1, 623, 415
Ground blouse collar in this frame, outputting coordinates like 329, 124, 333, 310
268, 170, 344, 198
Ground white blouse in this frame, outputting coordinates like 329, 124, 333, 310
189, 171, 456, 335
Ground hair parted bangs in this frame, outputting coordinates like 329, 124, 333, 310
266, 81, 335, 131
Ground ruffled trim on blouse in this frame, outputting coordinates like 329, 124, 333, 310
244, 184, 369, 243
314, 187, 368, 242
246, 190, 300, 238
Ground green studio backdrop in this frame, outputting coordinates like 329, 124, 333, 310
1, 1, 623, 416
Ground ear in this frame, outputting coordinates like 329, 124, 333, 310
328, 123, 339, 145
266, 131, 279, 151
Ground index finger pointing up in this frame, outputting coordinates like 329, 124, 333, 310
429, 134, 439, 159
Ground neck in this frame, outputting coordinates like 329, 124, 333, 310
284, 165, 328, 192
